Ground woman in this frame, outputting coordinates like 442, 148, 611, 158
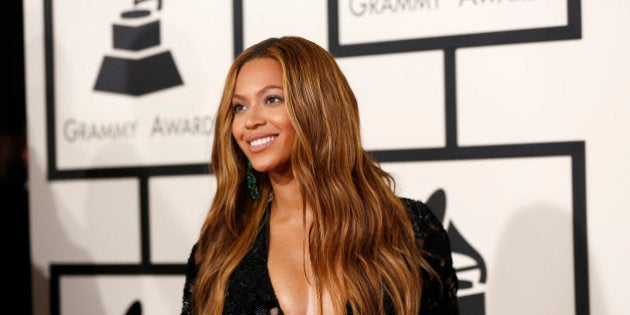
181, 36, 459, 315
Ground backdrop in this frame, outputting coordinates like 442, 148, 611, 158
23, 0, 629, 314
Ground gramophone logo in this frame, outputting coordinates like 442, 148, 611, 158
94, 0, 183, 96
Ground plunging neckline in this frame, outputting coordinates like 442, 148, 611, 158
262, 206, 341, 315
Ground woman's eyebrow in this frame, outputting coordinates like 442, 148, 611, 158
258, 85, 283, 95
233, 85, 284, 100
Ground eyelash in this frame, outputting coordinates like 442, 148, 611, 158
265, 95, 283, 104
232, 95, 284, 113
232, 103, 246, 113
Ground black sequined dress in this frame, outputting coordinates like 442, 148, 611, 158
181, 197, 459, 314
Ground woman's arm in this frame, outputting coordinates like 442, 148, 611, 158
401, 198, 460, 315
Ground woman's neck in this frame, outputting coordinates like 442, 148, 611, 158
268, 171, 309, 223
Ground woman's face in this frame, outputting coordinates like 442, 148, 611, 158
231, 58, 295, 176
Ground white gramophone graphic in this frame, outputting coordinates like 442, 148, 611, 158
94, 0, 183, 96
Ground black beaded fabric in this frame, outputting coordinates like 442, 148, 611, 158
180, 197, 459, 315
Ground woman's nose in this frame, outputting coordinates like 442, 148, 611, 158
245, 105, 265, 129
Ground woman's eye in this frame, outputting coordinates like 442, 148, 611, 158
232, 103, 247, 113
264, 95, 283, 105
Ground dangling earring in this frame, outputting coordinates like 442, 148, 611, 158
246, 161, 260, 200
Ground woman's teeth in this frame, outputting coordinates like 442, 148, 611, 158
250, 136, 276, 147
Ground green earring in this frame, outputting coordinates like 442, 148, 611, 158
246, 161, 260, 200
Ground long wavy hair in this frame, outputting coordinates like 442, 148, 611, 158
193, 36, 436, 315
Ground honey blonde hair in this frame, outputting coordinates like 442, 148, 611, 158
193, 36, 435, 314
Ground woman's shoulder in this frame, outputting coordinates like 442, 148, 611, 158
398, 195, 449, 251
399, 197, 447, 242
398, 196, 452, 259
184, 242, 199, 282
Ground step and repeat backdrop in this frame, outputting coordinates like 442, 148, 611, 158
23, 0, 630, 314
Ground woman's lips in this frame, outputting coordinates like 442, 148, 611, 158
247, 135, 277, 152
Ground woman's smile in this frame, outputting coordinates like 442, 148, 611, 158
247, 135, 278, 152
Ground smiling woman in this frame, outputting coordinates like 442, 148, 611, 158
180, 36, 459, 315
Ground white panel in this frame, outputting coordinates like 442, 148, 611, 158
338, 50, 445, 149
243, 0, 328, 48
150, 175, 216, 263
383, 156, 574, 314
40, 179, 140, 263
53, 0, 232, 168
60, 275, 183, 315
456, 38, 628, 146
339, 0, 567, 45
